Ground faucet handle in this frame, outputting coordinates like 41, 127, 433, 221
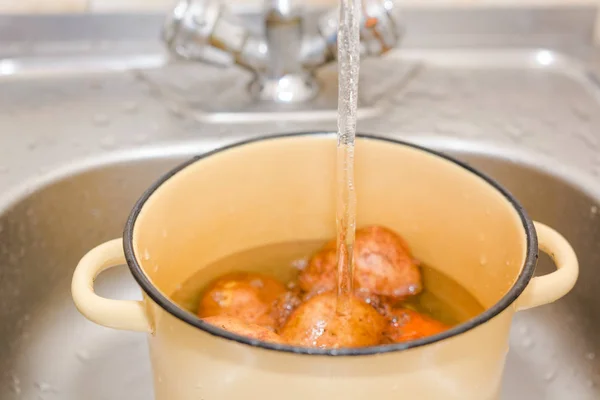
163, 0, 254, 67
318, 0, 403, 58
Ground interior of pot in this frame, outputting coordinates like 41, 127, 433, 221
130, 134, 528, 318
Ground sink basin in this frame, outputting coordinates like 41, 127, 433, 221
0, 140, 598, 400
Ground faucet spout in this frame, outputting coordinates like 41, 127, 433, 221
162, 0, 404, 104
253, 0, 319, 102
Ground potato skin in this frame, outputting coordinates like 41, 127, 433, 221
280, 292, 387, 349
299, 226, 423, 300
270, 287, 304, 332
383, 308, 449, 343
202, 316, 284, 344
197, 272, 286, 330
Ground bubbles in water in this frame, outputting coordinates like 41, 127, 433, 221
478, 233, 486, 242
250, 279, 264, 288
93, 113, 110, 127
586, 352, 596, 361
143, 249, 150, 261
479, 255, 488, 266
161, 229, 168, 238
291, 258, 308, 270
591, 206, 598, 215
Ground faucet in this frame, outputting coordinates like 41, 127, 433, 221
162, 0, 402, 104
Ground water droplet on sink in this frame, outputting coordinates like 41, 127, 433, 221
505, 123, 525, 140
93, 113, 110, 126
89, 80, 103, 90
133, 133, 148, 143
571, 105, 590, 121
586, 352, 596, 361
99, 136, 116, 149
11, 375, 21, 394
587, 379, 595, 388
122, 101, 138, 113
518, 326, 528, 335
167, 102, 184, 118
544, 370, 555, 381
35, 381, 53, 393
76, 349, 90, 361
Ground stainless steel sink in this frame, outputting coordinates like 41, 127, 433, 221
1, 140, 599, 400
1, 7, 600, 400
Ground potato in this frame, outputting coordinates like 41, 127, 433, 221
384, 308, 449, 343
197, 272, 286, 330
270, 288, 304, 332
280, 292, 386, 348
299, 225, 422, 300
202, 316, 284, 344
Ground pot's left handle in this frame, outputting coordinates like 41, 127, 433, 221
72, 238, 151, 332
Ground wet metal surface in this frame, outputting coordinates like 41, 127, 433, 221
1, 9, 600, 400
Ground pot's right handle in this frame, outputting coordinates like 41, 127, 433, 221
517, 222, 579, 311
72, 238, 151, 332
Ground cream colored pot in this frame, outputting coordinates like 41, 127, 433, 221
72, 133, 578, 400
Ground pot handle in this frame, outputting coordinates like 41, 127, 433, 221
517, 221, 579, 311
71, 238, 151, 332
